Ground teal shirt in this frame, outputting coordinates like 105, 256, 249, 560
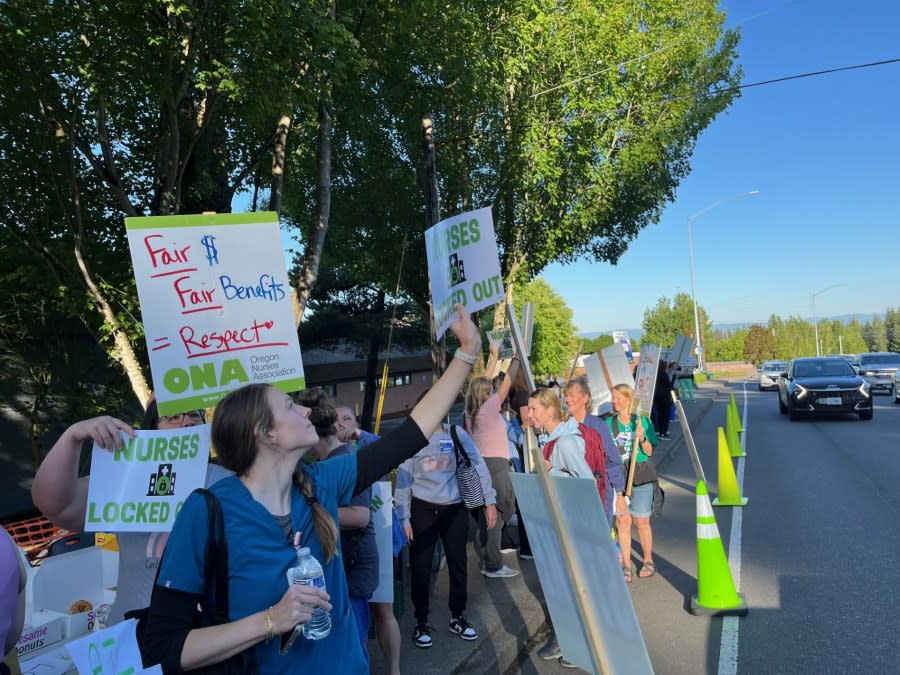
606, 414, 658, 464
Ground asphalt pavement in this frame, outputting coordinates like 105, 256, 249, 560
369, 380, 725, 675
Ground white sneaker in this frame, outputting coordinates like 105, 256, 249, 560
481, 564, 520, 578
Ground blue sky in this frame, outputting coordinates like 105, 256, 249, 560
543, 0, 900, 334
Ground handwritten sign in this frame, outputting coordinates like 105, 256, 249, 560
84, 426, 211, 532
425, 206, 504, 339
65, 619, 160, 675
633, 344, 661, 417
125, 212, 305, 415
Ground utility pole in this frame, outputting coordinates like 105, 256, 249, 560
422, 113, 447, 381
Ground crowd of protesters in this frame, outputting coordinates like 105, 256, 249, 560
17, 315, 697, 674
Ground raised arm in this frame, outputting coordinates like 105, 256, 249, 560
32, 416, 135, 532
355, 305, 481, 492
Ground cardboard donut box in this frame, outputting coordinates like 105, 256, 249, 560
18, 546, 109, 660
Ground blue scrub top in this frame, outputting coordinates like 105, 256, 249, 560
158, 456, 366, 673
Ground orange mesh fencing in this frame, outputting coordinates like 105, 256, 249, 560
3, 515, 67, 564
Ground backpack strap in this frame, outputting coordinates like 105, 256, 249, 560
195, 488, 230, 624
448, 425, 471, 468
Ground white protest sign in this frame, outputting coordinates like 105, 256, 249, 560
65, 619, 161, 675
633, 344, 661, 417
510, 473, 652, 674
612, 330, 633, 361
425, 206, 504, 339
84, 426, 211, 532
125, 212, 305, 416
583, 344, 635, 413
487, 328, 516, 359
370, 481, 394, 603
671, 334, 695, 368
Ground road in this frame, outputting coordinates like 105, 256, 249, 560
516, 379, 900, 674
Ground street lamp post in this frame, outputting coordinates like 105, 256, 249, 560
810, 284, 846, 356
687, 190, 759, 372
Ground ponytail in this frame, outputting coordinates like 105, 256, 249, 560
293, 469, 338, 562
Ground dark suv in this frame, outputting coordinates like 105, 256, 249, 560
857, 352, 900, 393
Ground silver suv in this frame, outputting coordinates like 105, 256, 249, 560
758, 360, 788, 391
857, 352, 900, 393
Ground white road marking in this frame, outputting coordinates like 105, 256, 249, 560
717, 383, 748, 675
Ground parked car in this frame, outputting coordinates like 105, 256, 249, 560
777, 356, 873, 421
758, 360, 789, 391
892, 370, 900, 404
857, 352, 900, 393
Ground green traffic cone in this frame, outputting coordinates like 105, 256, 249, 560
713, 428, 748, 507
690, 480, 748, 616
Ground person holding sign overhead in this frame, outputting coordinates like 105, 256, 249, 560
465, 339, 521, 579
607, 384, 659, 581
140, 306, 481, 674
31, 399, 231, 626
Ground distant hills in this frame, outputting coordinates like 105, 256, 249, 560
579, 313, 882, 340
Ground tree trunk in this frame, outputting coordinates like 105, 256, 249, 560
294, 3, 336, 324
270, 115, 291, 214
360, 289, 386, 430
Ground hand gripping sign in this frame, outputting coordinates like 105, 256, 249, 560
425, 206, 505, 339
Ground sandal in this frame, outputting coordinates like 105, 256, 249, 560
639, 561, 657, 578
622, 564, 633, 583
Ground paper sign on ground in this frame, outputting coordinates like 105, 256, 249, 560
370, 481, 394, 604
633, 344, 661, 417
487, 328, 516, 359
425, 206, 504, 339
65, 619, 161, 675
84, 426, 210, 532
510, 473, 652, 674
125, 212, 304, 416
583, 345, 635, 413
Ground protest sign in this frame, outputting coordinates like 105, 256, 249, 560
583, 344, 635, 413
425, 206, 504, 338
65, 619, 161, 675
671, 334, 695, 368
612, 330, 633, 361
125, 212, 304, 415
633, 344, 661, 417
487, 328, 515, 359
84, 426, 211, 532
369, 481, 394, 604
510, 471, 652, 674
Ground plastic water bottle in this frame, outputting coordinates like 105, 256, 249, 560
290, 547, 331, 640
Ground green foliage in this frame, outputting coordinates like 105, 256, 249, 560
512, 278, 577, 378
743, 324, 776, 365
582, 334, 614, 354
641, 292, 709, 348
705, 328, 746, 362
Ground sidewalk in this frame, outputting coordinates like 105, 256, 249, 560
369, 382, 724, 675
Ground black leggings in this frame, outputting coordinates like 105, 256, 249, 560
408, 498, 469, 624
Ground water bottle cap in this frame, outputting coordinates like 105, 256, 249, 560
298, 546, 310, 556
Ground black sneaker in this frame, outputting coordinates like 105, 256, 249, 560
448, 615, 478, 641
537, 635, 561, 660
413, 623, 433, 648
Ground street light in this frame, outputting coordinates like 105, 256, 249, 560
688, 190, 759, 373
810, 284, 846, 356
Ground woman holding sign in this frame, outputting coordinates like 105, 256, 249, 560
31, 400, 230, 626
607, 384, 659, 581
141, 306, 481, 674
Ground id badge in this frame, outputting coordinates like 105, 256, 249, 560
439, 438, 454, 454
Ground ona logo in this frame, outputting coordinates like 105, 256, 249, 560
163, 358, 249, 393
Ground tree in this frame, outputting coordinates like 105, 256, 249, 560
512, 278, 577, 378
863, 315, 888, 352
641, 292, 709, 349
0, 0, 345, 405
582, 334, 615, 354
885, 307, 900, 352
705, 328, 746, 362
743, 324, 776, 365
